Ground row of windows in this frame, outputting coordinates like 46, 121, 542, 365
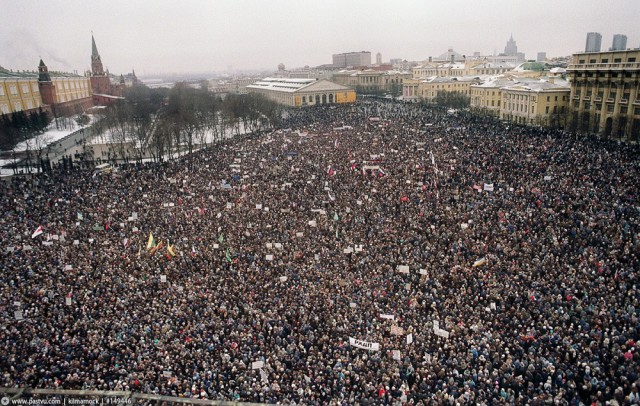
577, 57, 636, 64
1, 100, 33, 113
1, 81, 89, 97
578, 102, 639, 114
575, 71, 635, 78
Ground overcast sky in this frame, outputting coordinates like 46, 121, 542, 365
2, 0, 639, 76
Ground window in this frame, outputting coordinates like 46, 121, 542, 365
614, 58, 622, 63
634, 108, 640, 115
32, 83, 38, 92
607, 104, 614, 112
547, 96, 550, 102
10, 85, 17, 95
545, 106, 549, 114
14, 102, 22, 111
26, 100, 33, 109
589, 59, 596, 63
0, 104, 8, 114
21, 84, 29, 94
579, 59, 585, 64
555, 96, 558, 101
629, 58, 636, 62
602, 59, 608, 63
0, 87, 4, 96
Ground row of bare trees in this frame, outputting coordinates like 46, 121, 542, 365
92, 83, 283, 165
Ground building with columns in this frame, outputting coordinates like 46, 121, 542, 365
469, 76, 520, 117
332, 69, 411, 95
246, 78, 356, 107
500, 80, 570, 127
403, 76, 480, 103
567, 50, 640, 140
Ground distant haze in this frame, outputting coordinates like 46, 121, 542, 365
2, 0, 639, 76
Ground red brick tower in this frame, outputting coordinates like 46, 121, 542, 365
37, 59, 57, 105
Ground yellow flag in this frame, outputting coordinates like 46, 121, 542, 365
146, 232, 155, 250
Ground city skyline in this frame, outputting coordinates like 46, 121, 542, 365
1, 0, 639, 76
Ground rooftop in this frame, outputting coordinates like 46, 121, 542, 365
0, 69, 84, 79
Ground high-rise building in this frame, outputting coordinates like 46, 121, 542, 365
332, 52, 371, 68
504, 34, 518, 56
376, 53, 382, 65
537, 52, 547, 62
610, 34, 627, 51
585, 32, 602, 52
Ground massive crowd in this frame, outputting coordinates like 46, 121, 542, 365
1, 100, 639, 405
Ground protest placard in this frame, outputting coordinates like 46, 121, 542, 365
251, 361, 264, 370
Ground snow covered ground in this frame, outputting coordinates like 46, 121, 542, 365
10, 115, 100, 152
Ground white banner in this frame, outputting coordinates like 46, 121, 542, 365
380, 314, 395, 320
406, 333, 413, 345
434, 328, 450, 339
483, 183, 494, 192
349, 337, 380, 351
251, 361, 264, 370
397, 265, 409, 274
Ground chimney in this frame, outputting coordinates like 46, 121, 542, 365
428, 56, 432, 63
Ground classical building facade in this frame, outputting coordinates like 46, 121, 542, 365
0, 60, 92, 117
567, 50, 640, 140
332, 69, 411, 95
412, 60, 515, 79
406, 76, 480, 103
246, 78, 356, 107
500, 81, 570, 127
470, 77, 520, 117
0, 74, 43, 115
38, 59, 93, 116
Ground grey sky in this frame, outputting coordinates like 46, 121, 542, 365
2, 0, 639, 76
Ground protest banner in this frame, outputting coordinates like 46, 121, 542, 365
349, 337, 380, 351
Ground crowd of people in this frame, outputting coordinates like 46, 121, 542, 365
1, 100, 639, 405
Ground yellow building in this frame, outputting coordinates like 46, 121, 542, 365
567, 50, 640, 140
412, 76, 480, 103
246, 78, 356, 107
0, 75, 43, 115
51, 76, 91, 104
402, 78, 422, 101
500, 81, 570, 128
332, 69, 411, 95
0, 61, 93, 117
412, 60, 516, 79
470, 77, 519, 117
